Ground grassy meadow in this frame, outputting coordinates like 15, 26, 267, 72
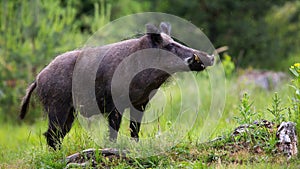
1, 68, 300, 168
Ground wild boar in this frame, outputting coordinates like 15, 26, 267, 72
20, 22, 214, 149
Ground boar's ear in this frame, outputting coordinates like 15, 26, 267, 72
146, 23, 163, 45
160, 22, 171, 35
146, 23, 159, 34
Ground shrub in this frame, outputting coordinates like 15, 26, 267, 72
0, 0, 110, 123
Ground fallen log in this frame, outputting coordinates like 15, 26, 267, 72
65, 148, 128, 168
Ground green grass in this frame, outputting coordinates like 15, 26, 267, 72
0, 74, 299, 168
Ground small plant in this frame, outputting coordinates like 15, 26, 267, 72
267, 92, 287, 124
222, 53, 235, 78
232, 93, 280, 154
234, 93, 256, 125
289, 63, 300, 117
289, 63, 300, 153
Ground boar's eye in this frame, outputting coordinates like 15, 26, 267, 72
164, 43, 175, 51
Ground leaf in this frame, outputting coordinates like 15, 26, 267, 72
289, 68, 299, 77
288, 84, 298, 90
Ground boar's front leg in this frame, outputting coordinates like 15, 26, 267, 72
108, 108, 122, 141
130, 103, 147, 141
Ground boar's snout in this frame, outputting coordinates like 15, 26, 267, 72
186, 51, 214, 71
198, 52, 214, 67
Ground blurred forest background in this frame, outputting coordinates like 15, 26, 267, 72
0, 0, 299, 123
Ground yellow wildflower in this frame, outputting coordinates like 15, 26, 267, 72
294, 63, 300, 68
291, 65, 295, 69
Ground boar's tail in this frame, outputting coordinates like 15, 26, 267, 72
20, 81, 37, 119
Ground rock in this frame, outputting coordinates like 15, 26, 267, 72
231, 120, 275, 137
276, 122, 298, 160
238, 70, 288, 91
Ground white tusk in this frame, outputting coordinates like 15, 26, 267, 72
194, 54, 200, 63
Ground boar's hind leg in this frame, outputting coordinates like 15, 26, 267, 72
44, 106, 75, 150
62, 107, 76, 137
130, 104, 147, 141
108, 109, 122, 142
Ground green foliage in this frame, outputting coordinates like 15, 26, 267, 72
76, 0, 111, 33
289, 63, 300, 150
289, 63, 299, 110
47, 0, 300, 70
264, 1, 300, 70
233, 94, 274, 152
107, 0, 150, 20
144, 0, 299, 70
232, 91, 293, 155
234, 93, 255, 124
222, 53, 235, 78
289, 63, 300, 104
267, 92, 287, 124
0, 0, 110, 123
